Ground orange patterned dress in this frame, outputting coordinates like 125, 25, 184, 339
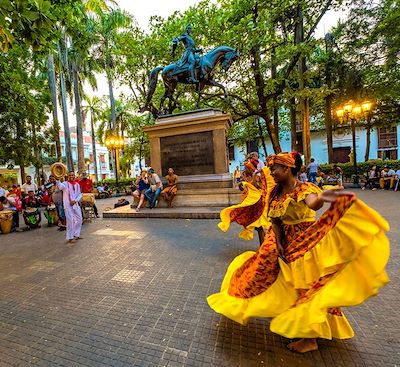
208, 175, 390, 340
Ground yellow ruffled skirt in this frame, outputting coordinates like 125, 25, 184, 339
207, 196, 390, 340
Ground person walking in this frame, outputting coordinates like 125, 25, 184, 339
57, 171, 83, 243
307, 158, 319, 184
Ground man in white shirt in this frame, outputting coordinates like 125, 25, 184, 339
0, 186, 8, 197
21, 176, 38, 196
57, 171, 83, 243
250, 152, 265, 170
144, 168, 163, 209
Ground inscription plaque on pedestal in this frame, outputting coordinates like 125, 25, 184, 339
160, 131, 214, 176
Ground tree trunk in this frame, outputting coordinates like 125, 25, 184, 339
19, 165, 25, 184
271, 45, 279, 136
138, 135, 143, 171
16, 120, 26, 182
72, 63, 86, 174
90, 116, 99, 181
290, 98, 297, 151
251, 2, 281, 154
296, 6, 311, 162
325, 95, 334, 163
106, 64, 117, 176
107, 68, 117, 129
31, 121, 41, 186
58, 41, 74, 172
256, 117, 268, 158
365, 123, 371, 162
324, 35, 334, 163
47, 53, 62, 160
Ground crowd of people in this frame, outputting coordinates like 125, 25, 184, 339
0, 171, 100, 242
234, 154, 344, 190
234, 153, 400, 191
0, 166, 180, 236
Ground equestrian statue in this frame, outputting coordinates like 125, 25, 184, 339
143, 24, 239, 115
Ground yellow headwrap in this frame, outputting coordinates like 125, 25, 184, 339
267, 152, 296, 168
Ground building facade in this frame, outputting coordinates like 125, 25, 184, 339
228, 123, 400, 172
59, 131, 111, 181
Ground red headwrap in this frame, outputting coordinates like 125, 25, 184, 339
267, 152, 297, 168
244, 160, 257, 172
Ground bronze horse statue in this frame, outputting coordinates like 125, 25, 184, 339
143, 46, 238, 115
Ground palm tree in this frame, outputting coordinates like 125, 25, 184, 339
91, 9, 132, 132
47, 52, 62, 160
57, 37, 74, 171
82, 95, 104, 181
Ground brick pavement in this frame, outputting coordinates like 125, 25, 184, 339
0, 190, 399, 367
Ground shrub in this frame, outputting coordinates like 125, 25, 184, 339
93, 177, 136, 193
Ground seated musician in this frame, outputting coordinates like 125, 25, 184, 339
79, 172, 99, 217
22, 190, 42, 227
0, 196, 20, 230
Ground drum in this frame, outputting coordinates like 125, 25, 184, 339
45, 204, 58, 225
81, 193, 95, 206
92, 188, 99, 199
0, 210, 13, 234
24, 208, 40, 227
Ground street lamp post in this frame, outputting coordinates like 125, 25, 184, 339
335, 100, 372, 188
104, 135, 124, 185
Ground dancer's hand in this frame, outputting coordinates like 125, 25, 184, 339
319, 188, 353, 203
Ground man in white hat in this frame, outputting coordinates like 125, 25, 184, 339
57, 171, 82, 243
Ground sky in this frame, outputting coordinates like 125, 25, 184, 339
115, 0, 347, 37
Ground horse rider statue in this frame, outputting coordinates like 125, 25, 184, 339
172, 24, 202, 83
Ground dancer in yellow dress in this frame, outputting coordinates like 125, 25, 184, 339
207, 152, 390, 353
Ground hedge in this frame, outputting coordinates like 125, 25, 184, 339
94, 177, 136, 193
320, 159, 400, 180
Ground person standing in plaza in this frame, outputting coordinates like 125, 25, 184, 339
144, 168, 163, 209
21, 175, 38, 196
208, 151, 390, 353
233, 166, 242, 187
307, 157, 319, 184
49, 175, 66, 231
161, 168, 178, 208
57, 171, 82, 243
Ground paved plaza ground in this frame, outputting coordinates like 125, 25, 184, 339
0, 190, 399, 367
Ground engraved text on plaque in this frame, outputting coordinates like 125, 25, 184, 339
160, 131, 214, 176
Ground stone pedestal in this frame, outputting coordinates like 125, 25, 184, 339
140, 109, 240, 210
143, 109, 232, 179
